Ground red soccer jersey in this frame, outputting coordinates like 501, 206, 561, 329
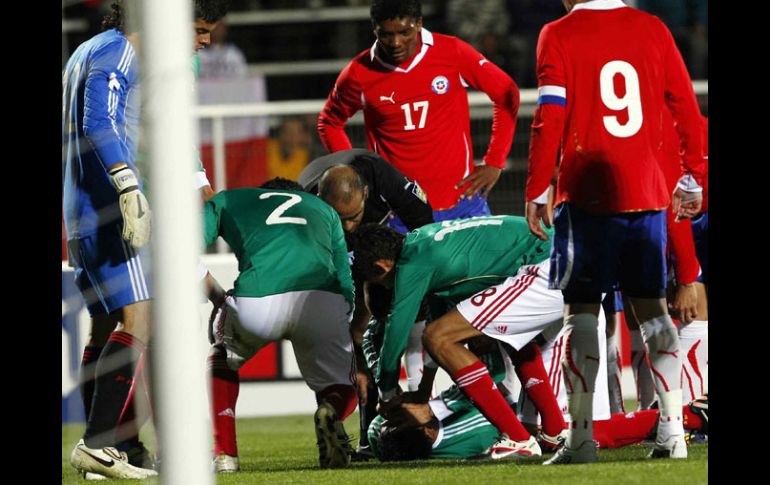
526, 0, 705, 214
318, 29, 519, 209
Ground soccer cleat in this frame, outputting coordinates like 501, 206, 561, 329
689, 394, 708, 435
538, 428, 569, 452
314, 401, 352, 469
484, 435, 542, 460
350, 445, 375, 462
649, 434, 688, 459
212, 452, 240, 473
70, 439, 159, 480
83, 472, 108, 480
122, 440, 158, 470
543, 440, 598, 465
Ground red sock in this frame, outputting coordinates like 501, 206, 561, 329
208, 349, 240, 457
453, 361, 529, 442
510, 342, 567, 436
316, 384, 357, 420
682, 404, 703, 431
593, 410, 659, 448
116, 352, 152, 444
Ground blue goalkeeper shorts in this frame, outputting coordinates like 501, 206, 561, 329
67, 224, 153, 315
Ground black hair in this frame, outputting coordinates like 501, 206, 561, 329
101, 2, 124, 32
195, 0, 230, 24
348, 224, 404, 281
378, 424, 433, 461
370, 0, 422, 25
100, 1, 229, 32
259, 177, 306, 192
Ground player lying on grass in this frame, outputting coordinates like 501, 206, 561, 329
368, 336, 708, 461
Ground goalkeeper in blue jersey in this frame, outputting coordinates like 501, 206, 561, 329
63, 1, 228, 480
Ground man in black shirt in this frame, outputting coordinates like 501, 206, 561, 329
300, 149, 434, 233
300, 149, 434, 460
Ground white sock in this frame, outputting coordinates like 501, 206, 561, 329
562, 314, 599, 447
566, 392, 594, 447
630, 328, 656, 409
404, 320, 427, 392
640, 315, 682, 418
606, 329, 624, 414
678, 320, 708, 402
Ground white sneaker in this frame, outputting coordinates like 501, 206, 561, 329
649, 434, 688, 459
83, 472, 108, 480
485, 435, 542, 460
70, 439, 158, 479
314, 401, 352, 469
543, 440, 598, 465
213, 452, 240, 473
539, 428, 569, 452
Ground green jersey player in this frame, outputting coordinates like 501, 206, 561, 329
349, 217, 569, 460
204, 181, 356, 471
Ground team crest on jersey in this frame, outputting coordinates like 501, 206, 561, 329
411, 182, 428, 203
495, 325, 508, 334
431, 76, 449, 95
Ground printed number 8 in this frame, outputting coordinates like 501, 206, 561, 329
600, 61, 643, 138
471, 287, 497, 306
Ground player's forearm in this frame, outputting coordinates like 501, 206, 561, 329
375, 315, 415, 396
666, 211, 700, 285
484, 103, 518, 169
317, 111, 354, 152
526, 105, 564, 201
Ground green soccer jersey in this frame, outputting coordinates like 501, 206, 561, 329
203, 188, 354, 305
368, 350, 506, 459
375, 216, 552, 394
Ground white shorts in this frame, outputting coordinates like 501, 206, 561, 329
518, 308, 611, 425
456, 260, 564, 351
213, 290, 354, 392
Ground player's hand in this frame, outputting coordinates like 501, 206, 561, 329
455, 165, 501, 200
386, 402, 435, 428
109, 165, 151, 248
207, 292, 232, 344
672, 187, 702, 222
377, 391, 404, 418
526, 201, 551, 240
669, 283, 698, 323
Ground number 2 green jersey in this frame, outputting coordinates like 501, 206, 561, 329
376, 215, 552, 393
203, 188, 354, 305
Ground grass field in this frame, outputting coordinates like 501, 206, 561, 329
62, 411, 707, 484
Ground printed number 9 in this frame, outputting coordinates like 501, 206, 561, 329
600, 61, 643, 138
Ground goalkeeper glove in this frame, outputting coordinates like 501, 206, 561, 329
109, 165, 151, 248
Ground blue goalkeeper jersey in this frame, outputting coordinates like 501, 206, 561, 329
63, 29, 141, 240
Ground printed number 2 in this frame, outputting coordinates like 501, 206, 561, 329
259, 193, 307, 225
600, 61, 643, 138
401, 101, 429, 131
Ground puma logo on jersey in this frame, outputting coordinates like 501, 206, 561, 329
380, 92, 395, 104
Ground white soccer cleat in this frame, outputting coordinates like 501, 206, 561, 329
314, 401, 352, 469
212, 452, 240, 473
539, 428, 569, 452
543, 440, 598, 465
70, 439, 158, 479
83, 472, 108, 480
485, 435, 542, 460
649, 433, 688, 459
